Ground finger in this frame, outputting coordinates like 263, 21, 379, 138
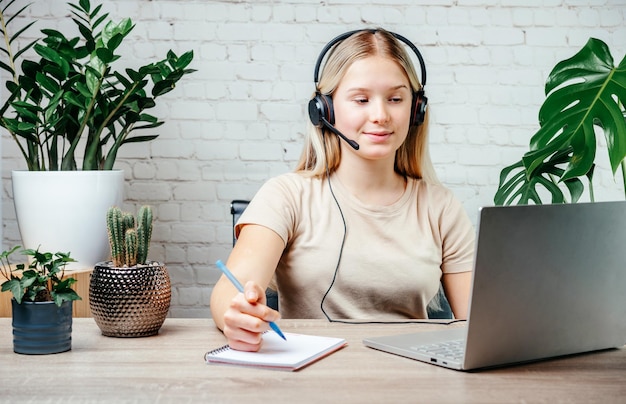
223, 324, 264, 352
243, 280, 265, 304
232, 292, 280, 324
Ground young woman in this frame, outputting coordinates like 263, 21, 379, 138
210, 28, 475, 352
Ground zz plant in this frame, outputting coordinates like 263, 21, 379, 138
0, 0, 195, 170
494, 38, 626, 205
106, 205, 153, 267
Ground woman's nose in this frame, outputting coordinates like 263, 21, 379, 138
369, 99, 390, 124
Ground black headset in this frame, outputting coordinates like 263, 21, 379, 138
308, 29, 428, 133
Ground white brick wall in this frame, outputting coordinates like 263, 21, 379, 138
2, 0, 625, 318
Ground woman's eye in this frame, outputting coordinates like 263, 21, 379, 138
354, 98, 368, 104
389, 97, 403, 103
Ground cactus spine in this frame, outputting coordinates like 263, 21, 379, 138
106, 205, 153, 267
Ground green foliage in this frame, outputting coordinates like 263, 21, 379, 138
0, 0, 196, 171
494, 38, 626, 205
0, 246, 81, 306
106, 205, 153, 267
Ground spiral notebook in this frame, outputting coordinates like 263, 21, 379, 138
205, 331, 347, 371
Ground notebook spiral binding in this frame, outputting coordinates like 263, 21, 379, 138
205, 344, 231, 360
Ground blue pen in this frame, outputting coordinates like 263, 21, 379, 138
215, 260, 286, 341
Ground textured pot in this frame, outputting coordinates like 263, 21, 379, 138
89, 262, 171, 337
11, 170, 124, 270
11, 299, 73, 355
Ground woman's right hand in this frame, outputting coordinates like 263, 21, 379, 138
222, 280, 281, 352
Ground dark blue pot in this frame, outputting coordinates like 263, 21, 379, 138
11, 299, 73, 355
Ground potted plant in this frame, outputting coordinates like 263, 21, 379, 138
0, 246, 81, 354
494, 38, 626, 205
0, 0, 195, 268
89, 205, 171, 337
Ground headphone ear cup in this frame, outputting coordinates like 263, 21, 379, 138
308, 93, 335, 127
410, 90, 428, 126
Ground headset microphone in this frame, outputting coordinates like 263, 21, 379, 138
320, 117, 360, 150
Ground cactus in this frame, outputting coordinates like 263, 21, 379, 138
136, 205, 153, 265
124, 228, 138, 267
105, 205, 154, 267
107, 207, 125, 267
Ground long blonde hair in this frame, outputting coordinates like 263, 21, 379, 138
295, 29, 439, 184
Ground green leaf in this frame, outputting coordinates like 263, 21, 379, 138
79, 0, 91, 13
0, 59, 15, 75
74, 19, 95, 43
63, 92, 85, 108
528, 38, 626, 180
75, 82, 93, 98
34, 44, 71, 78
176, 50, 194, 69
152, 80, 175, 97
1, 278, 24, 304
106, 32, 124, 52
494, 149, 585, 205
35, 71, 61, 94
13, 38, 38, 60
95, 47, 114, 64
121, 134, 159, 144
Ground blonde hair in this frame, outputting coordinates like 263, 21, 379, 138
295, 29, 439, 184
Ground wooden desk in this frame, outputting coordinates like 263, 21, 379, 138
1, 318, 624, 403
0, 268, 92, 317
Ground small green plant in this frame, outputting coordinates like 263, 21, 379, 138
0, 246, 81, 306
107, 205, 153, 267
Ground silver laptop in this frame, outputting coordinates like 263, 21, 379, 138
363, 201, 626, 371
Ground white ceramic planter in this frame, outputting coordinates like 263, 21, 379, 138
12, 170, 124, 270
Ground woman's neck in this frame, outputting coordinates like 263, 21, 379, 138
333, 159, 407, 206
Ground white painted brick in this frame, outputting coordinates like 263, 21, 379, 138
173, 183, 214, 202
482, 28, 525, 46
438, 27, 483, 46
240, 142, 285, 161
171, 224, 213, 244
151, 140, 195, 159
196, 141, 239, 161
526, 28, 569, 47
126, 182, 172, 202
179, 202, 205, 222
260, 103, 302, 122
165, 245, 186, 264
216, 102, 258, 121
158, 204, 181, 222
251, 5, 273, 23
177, 287, 202, 306
133, 162, 157, 180
197, 267, 222, 286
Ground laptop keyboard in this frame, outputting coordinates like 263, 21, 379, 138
414, 339, 465, 361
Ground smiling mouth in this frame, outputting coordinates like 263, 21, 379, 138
364, 132, 392, 139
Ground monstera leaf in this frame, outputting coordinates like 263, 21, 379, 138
494, 148, 589, 205
495, 38, 626, 205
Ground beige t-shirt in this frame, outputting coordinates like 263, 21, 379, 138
236, 172, 475, 320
